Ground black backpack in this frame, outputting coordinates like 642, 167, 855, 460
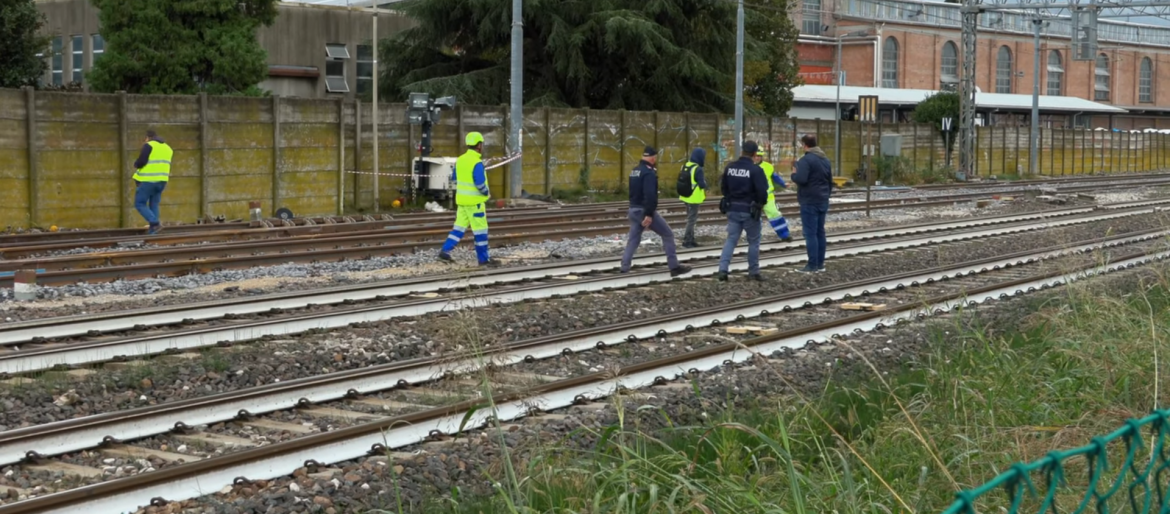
676, 163, 695, 197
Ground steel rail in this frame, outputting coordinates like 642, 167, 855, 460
5, 177, 1170, 265
2, 172, 1166, 249
0, 205, 1158, 375
0, 229, 1159, 469
0, 205, 1105, 344
0, 190, 1071, 271
6, 246, 1165, 514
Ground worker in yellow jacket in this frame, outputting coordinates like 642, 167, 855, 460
753, 155, 793, 242
132, 130, 173, 235
439, 132, 497, 266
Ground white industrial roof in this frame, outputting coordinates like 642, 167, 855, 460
794, 85, 1128, 114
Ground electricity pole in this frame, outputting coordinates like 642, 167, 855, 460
509, 0, 523, 198
1030, 18, 1042, 176
372, 9, 379, 208
734, 0, 745, 152
959, 0, 978, 179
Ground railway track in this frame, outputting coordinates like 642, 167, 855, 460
0, 228, 1163, 513
0, 201, 1164, 374
3, 175, 1169, 286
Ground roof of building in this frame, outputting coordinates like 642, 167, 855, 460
793, 85, 1128, 114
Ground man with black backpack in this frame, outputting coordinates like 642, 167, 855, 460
677, 148, 708, 248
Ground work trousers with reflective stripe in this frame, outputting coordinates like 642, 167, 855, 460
440, 203, 490, 263
762, 198, 790, 240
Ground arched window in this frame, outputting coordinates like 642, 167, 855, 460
1095, 53, 1110, 101
1140, 57, 1153, 103
941, 41, 958, 88
995, 46, 1013, 93
1046, 51, 1063, 96
882, 37, 898, 88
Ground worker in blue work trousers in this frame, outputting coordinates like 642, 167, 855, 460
438, 132, 498, 267
621, 146, 692, 277
132, 130, 173, 235
754, 156, 793, 242
678, 147, 708, 248
716, 141, 769, 282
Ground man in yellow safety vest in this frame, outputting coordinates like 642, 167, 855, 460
678, 148, 707, 248
131, 130, 173, 235
753, 154, 793, 242
439, 132, 497, 266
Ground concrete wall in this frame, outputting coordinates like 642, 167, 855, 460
0, 87, 1166, 230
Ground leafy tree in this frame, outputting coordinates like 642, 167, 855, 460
380, 0, 801, 116
913, 91, 960, 161
0, 0, 49, 89
88, 0, 278, 95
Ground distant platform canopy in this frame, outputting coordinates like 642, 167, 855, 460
793, 85, 1128, 115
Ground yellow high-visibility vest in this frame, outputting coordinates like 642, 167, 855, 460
132, 141, 173, 182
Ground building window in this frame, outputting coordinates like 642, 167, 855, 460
940, 41, 958, 89
995, 45, 1012, 94
1046, 50, 1063, 96
357, 44, 373, 96
51, 36, 63, 85
1095, 53, 1110, 101
325, 43, 349, 93
71, 35, 83, 83
882, 37, 898, 88
1140, 56, 1153, 103
92, 34, 104, 64
802, 0, 821, 35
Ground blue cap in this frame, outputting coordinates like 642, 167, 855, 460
743, 141, 759, 155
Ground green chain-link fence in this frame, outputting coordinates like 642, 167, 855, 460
943, 409, 1170, 513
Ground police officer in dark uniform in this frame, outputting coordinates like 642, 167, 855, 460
620, 146, 692, 277
716, 141, 769, 281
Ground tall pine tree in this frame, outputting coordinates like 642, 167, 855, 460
381, 0, 800, 116
88, 0, 278, 95
0, 0, 50, 89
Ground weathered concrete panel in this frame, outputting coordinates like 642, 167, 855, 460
206, 149, 274, 176
39, 178, 120, 211
43, 206, 120, 229
126, 95, 201, 123
280, 98, 339, 124
208, 200, 263, 220
585, 110, 622, 188
547, 109, 586, 192
0, 178, 29, 213
208, 97, 273, 123
281, 123, 338, 148
38, 150, 120, 178
35, 92, 118, 123
521, 107, 548, 192
162, 177, 202, 222
0, 119, 28, 149
280, 170, 337, 198
0, 149, 29, 179
37, 122, 119, 151
281, 147, 336, 173
0, 90, 26, 121
206, 174, 273, 203
207, 123, 275, 149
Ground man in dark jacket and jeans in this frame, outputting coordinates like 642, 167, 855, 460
716, 141, 769, 282
620, 146, 692, 277
791, 134, 833, 273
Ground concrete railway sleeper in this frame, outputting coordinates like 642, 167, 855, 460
0, 239, 1163, 513
0, 205, 1160, 373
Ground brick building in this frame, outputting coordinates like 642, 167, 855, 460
797, 0, 1170, 129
